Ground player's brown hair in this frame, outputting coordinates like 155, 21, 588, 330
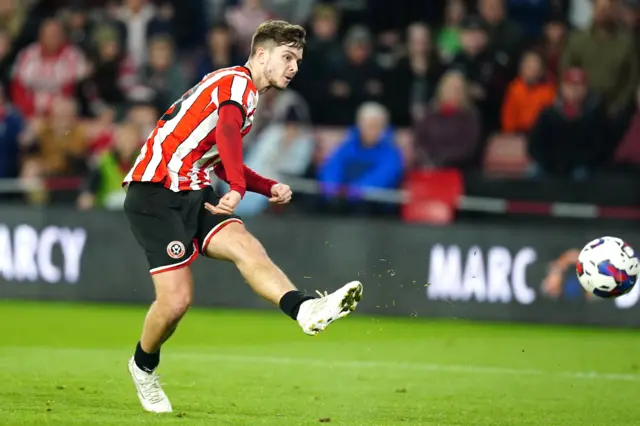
250, 20, 306, 56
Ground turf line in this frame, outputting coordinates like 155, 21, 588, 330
2, 347, 638, 382
173, 353, 640, 382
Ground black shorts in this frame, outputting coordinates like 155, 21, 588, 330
124, 182, 243, 275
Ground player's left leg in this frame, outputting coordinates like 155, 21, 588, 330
200, 220, 363, 335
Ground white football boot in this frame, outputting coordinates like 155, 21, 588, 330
296, 281, 363, 335
128, 357, 172, 413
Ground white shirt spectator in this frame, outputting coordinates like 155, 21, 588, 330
116, 2, 158, 69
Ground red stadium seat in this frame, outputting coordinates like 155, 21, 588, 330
401, 169, 464, 225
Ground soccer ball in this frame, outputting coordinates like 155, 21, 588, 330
576, 236, 639, 298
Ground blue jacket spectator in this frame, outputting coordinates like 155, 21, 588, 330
318, 102, 404, 201
0, 90, 23, 179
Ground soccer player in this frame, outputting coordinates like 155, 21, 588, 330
122, 20, 363, 413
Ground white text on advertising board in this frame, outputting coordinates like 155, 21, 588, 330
0, 224, 86, 284
427, 244, 536, 304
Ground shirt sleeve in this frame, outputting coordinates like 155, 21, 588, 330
214, 104, 246, 197
243, 165, 277, 197
215, 75, 251, 123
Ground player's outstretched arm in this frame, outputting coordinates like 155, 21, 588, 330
243, 166, 291, 204
207, 104, 247, 215
212, 103, 292, 207
213, 104, 246, 197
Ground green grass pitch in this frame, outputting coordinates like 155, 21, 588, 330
1, 299, 640, 425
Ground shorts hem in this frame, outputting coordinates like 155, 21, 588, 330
201, 218, 244, 255
149, 242, 199, 275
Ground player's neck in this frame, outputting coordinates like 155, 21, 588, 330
244, 61, 271, 94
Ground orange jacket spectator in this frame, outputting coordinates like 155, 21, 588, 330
501, 51, 556, 134
501, 78, 556, 134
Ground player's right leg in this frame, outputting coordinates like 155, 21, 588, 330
123, 183, 198, 413
200, 220, 363, 335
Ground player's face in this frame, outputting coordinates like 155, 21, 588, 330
265, 45, 302, 90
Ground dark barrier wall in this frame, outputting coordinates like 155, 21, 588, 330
1, 206, 639, 327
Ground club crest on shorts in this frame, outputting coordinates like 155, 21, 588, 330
167, 241, 186, 259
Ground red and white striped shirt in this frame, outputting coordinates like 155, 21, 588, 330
124, 66, 268, 194
11, 43, 87, 118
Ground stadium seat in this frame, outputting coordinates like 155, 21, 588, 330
401, 169, 464, 225
482, 134, 532, 177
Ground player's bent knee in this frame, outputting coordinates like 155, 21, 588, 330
159, 290, 192, 323
205, 222, 269, 264
152, 267, 193, 322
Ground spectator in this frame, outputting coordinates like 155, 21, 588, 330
478, 0, 524, 74
618, 0, 640, 51
323, 25, 385, 125
20, 96, 87, 177
501, 50, 556, 134
0, 29, 13, 94
290, 4, 342, 123
78, 25, 139, 117
385, 22, 444, 126
437, 0, 467, 64
113, 0, 171, 70
139, 35, 188, 113
63, 5, 94, 54
193, 24, 244, 85
77, 122, 141, 211
11, 18, 87, 118
507, 0, 554, 40
569, 0, 594, 30
612, 86, 640, 171
0, 85, 23, 180
450, 16, 505, 133
413, 70, 482, 170
230, 106, 314, 216
318, 102, 404, 207
0, 0, 27, 41
527, 68, 609, 178
126, 101, 159, 141
561, 0, 638, 116
85, 106, 117, 159
303, 4, 342, 67
162, 0, 207, 50
20, 96, 87, 204
537, 16, 568, 84
225, 0, 272, 56
245, 89, 310, 147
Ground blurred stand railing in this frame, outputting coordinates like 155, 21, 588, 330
0, 175, 639, 221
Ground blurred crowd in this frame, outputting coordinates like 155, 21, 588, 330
0, 0, 638, 216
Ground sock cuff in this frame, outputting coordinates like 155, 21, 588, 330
134, 341, 160, 373
279, 290, 314, 320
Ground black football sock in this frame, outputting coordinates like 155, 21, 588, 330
279, 290, 315, 320
134, 341, 160, 373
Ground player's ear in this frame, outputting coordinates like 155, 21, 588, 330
255, 46, 267, 64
